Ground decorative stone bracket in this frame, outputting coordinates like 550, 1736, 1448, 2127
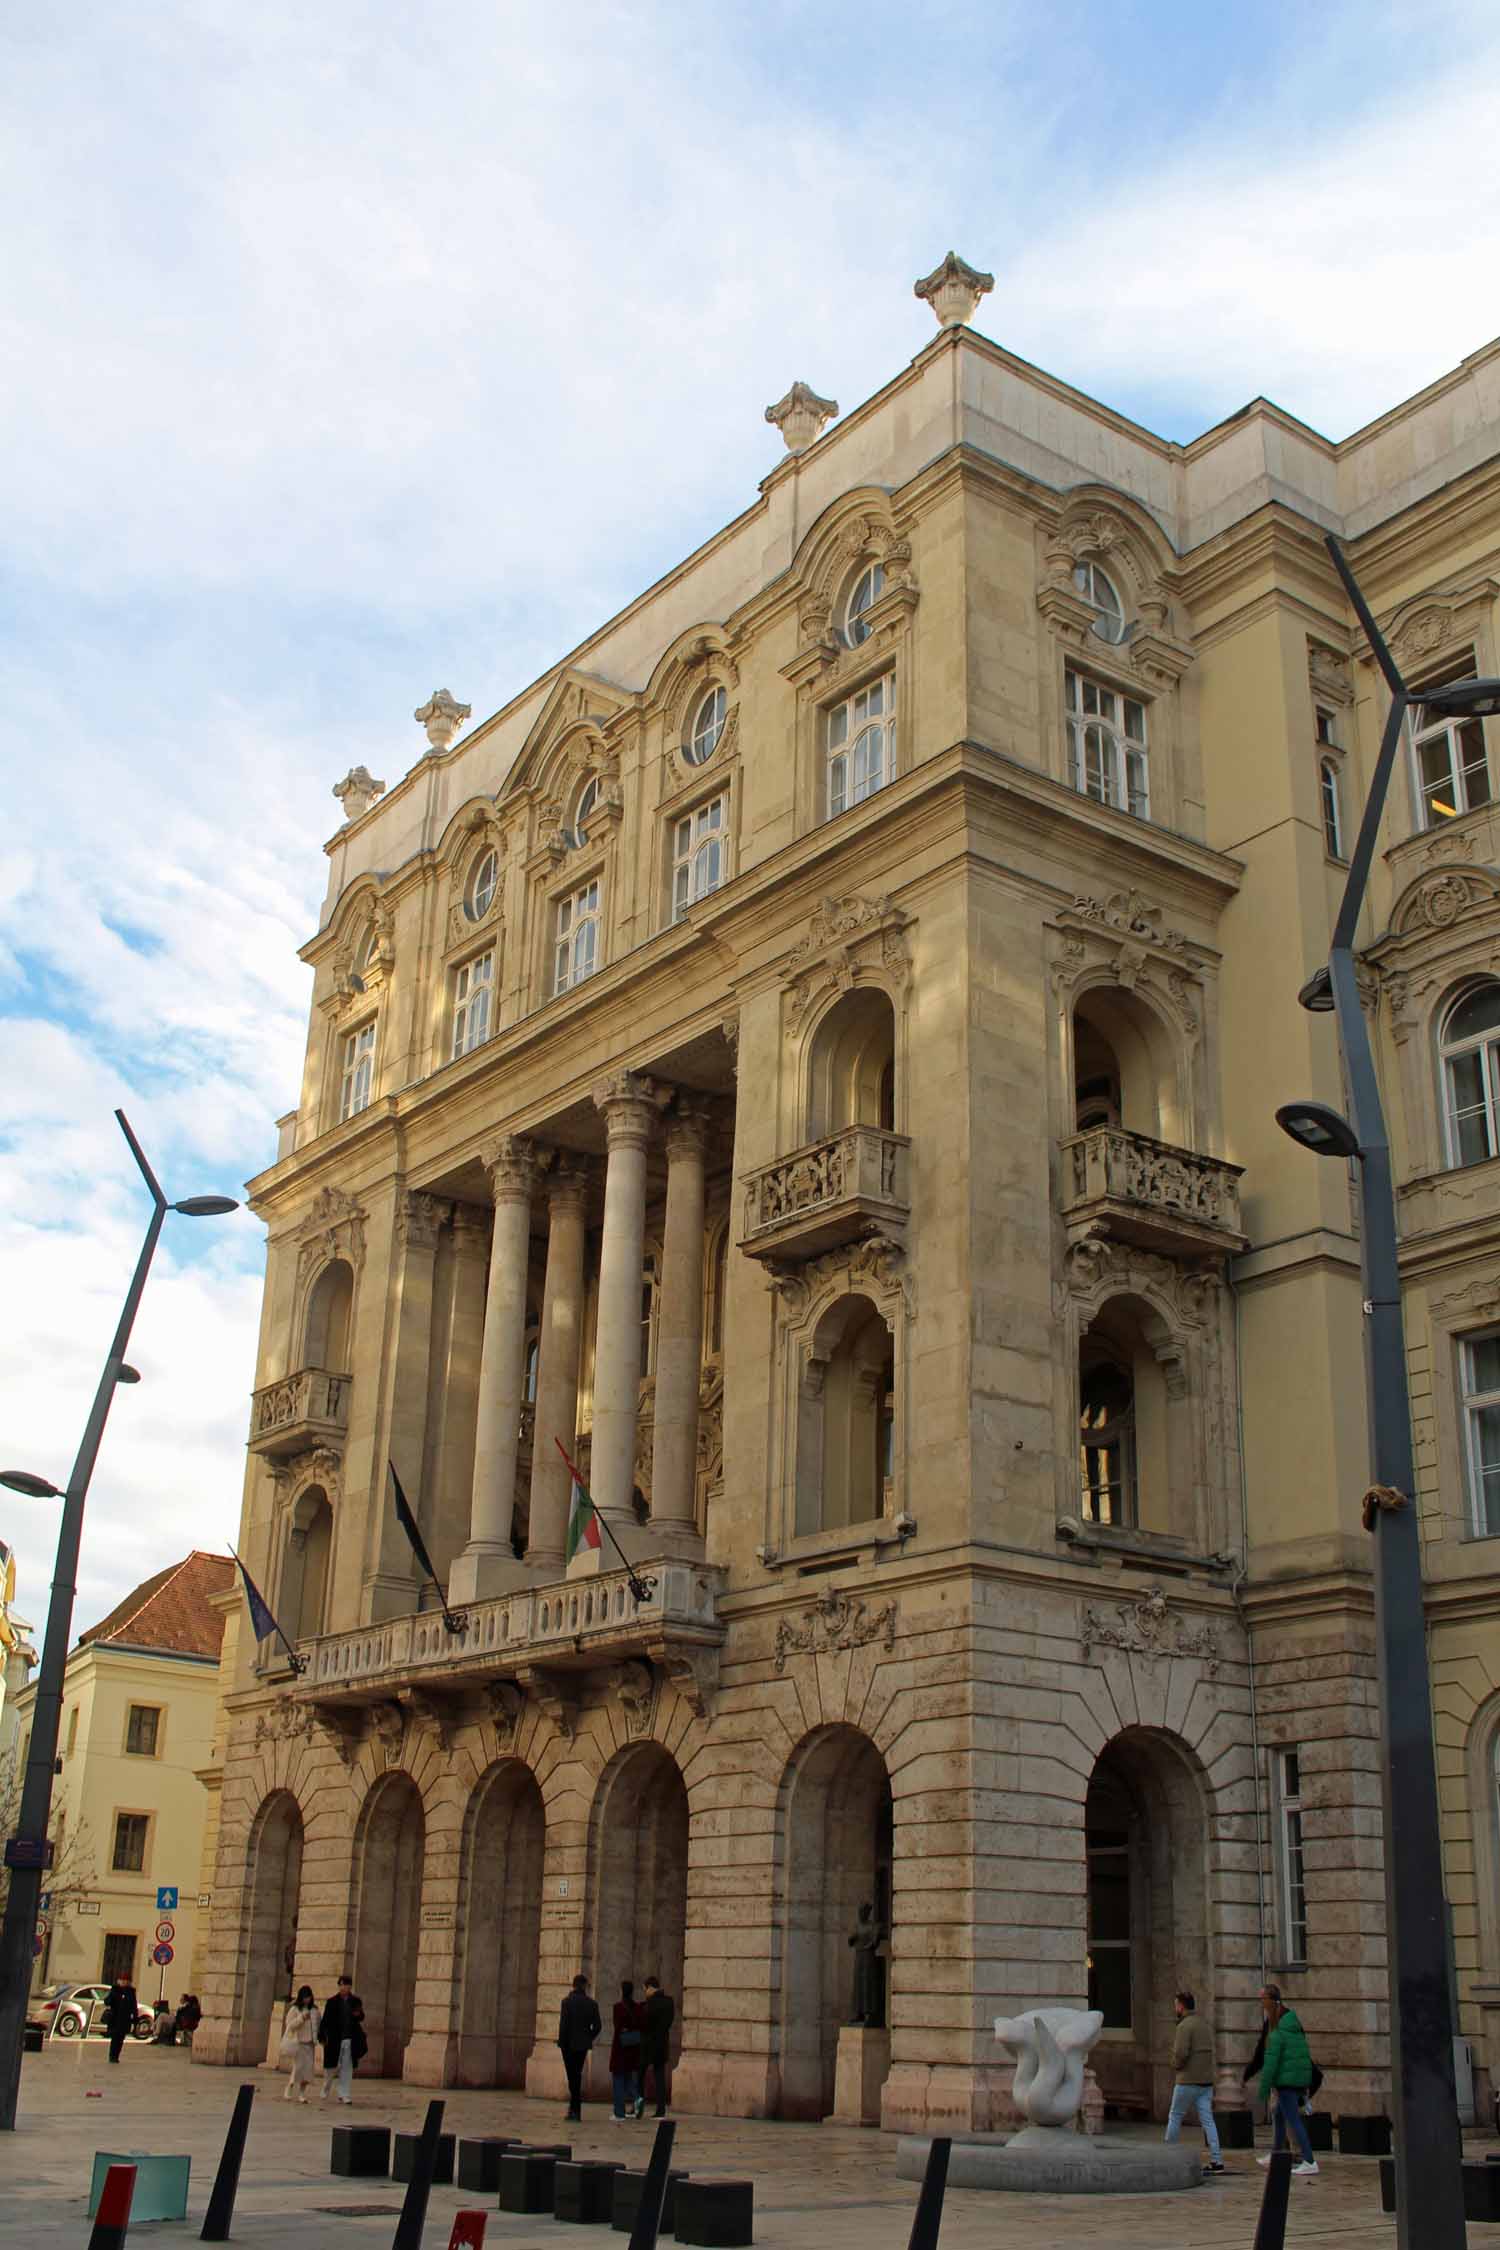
1079, 1584, 1220, 1675
773, 1587, 898, 1673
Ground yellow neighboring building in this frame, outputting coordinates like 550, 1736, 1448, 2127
19, 1552, 234, 2002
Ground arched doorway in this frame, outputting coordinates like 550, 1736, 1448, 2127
1085, 1729, 1210, 2118
353, 1773, 426, 2077
457, 1761, 545, 2086
588, 1744, 689, 2088
304, 1259, 354, 1369
778, 1724, 893, 2119
244, 1791, 303, 2063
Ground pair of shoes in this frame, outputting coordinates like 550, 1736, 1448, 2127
1293, 2160, 1320, 2177
634, 2097, 645, 2119
1203, 2162, 1226, 2175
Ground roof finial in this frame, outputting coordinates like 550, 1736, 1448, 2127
764, 381, 839, 454
414, 689, 471, 753
914, 251, 994, 329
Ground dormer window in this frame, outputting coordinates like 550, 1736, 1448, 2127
1072, 560, 1127, 645
466, 847, 498, 921
843, 563, 885, 648
685, 687, 727, 766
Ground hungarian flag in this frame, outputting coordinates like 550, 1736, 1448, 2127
555, 1437, 601, 1561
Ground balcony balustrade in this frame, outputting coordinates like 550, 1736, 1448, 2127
740, 1124, 910, 1263
1059, 1126, 1246, 1256
248, 1366, 351, 1459
292, 1557, 725, 1711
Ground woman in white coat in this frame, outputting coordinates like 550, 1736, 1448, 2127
281, 1985, 320, 2102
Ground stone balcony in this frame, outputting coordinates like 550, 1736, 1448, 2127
1058, 1126, 1246, 1256
247, 1366, 351, 1459
291, 1557, 727, 1726
740, 1124, 910, 1263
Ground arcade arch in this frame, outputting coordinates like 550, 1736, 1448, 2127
588, 1744, 689, 2082
353, 1773, 426, 2077
243, 1790, 303, 2064
457, 1761, 546, 2086
777, 1724, 892, 2119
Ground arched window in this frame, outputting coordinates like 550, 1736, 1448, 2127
1320, 759, 1344, 859
796, 1293, 896, 1534
807, 987, 896, 1140
1442, 984, 1500, 1167
304, 1260, 354, 1370
1079, 1351, 1136, 1526
1073, 559, 1127, 644
466, 847, 499, 921
685, 687, 727, 766
842, 563, 885, 647
565, 776, 600, 849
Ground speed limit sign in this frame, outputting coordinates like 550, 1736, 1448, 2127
155, 1920, 176, 1944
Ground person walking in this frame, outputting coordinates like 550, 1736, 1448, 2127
319, 1975, 366, 2105
101, 1972, 139, 2065
557, 1974, 602, 2122
609, 1979, 645, 2123
1163, 1989, 1223, 2174
1255, 1984, 1319, 2176
281, 1985, 320, 2102
641, 1976, 675, 2118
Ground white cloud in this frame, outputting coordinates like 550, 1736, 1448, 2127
1, 0, 1497, 1634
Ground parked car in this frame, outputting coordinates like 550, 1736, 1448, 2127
35, 1983, 153, 2040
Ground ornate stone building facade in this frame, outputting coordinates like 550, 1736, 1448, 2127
194, 262, 1500, 2130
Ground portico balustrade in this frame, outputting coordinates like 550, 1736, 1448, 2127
248, 1366, 350, 1458
1059, 1125, 1246, 1255
740, 1123, 910, 1262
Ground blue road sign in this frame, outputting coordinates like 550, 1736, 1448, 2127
156, 1885, 179, 1911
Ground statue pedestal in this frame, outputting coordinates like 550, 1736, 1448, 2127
830, 2026, 889, 2125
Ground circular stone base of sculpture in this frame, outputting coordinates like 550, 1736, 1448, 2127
894, 2134, 1201, 2195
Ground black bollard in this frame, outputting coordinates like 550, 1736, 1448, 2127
200, 2082, 256, 2242
392, 2098, 446, 2250
89, 2163, 137, 2250
625, 2118, 678, 2250
1251, 2150, 1293, 2250
906, 2137, 951, 2250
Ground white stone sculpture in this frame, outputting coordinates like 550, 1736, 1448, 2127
914, 251, 994, 329
764, 382, 838, 454
332, 766, 386, 822
993, 2007, 1104, 2136
414, 689, 472, 752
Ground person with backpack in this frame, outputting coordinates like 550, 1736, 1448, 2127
1255, 1983, 1319, 2176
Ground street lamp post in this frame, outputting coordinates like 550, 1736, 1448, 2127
1275, 534, 1500, 2247
0, 1111, 237, 2132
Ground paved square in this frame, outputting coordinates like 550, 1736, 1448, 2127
1, 2045, 1488, 2247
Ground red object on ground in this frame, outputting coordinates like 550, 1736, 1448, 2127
448, 2213, 487, 2249
89, 2161, 137, 2249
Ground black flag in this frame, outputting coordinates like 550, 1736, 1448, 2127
389, 1459, 442, 1590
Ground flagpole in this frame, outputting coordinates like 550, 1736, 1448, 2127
231, 1551, 308, 1675
553, 1437, 656, 1604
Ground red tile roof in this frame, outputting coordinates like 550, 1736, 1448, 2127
78, 1550, 235, 1660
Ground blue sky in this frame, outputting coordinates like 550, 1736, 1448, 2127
2, 0, 1498, 1635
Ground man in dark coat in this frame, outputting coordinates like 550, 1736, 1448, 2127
557, 1973, 602, 2122
101, 1973, 139, 2064
641, 1977, 675, 2117
319, 1975, 366, 2105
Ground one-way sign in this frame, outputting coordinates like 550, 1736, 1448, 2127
156, 1885, 179, 1911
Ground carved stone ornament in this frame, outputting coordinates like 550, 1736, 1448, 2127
332, 765, 386, 822
767, 1224, 912, 1327
1307, 643, 1352, 706
1079, 1584, 1220, 1676
1065, 1230, 1220, 1333
648, 1641, 717, 1721
516, 1664, 580, 1743
765, 381, 839, 454
1387, 865, 1500, 940
293, 1186, 367, 1286
369, 1701, 407, 1755
315, 1709, 364, 1766
480, 1135, 537, 1204
1430, 1270, 1500, 1324
398, 1190, 450, 1251
400, 1687, 460, 1754
785, 894, 912, 1027
613, 1658, 658, 1740
1067, 888, 1187, 953
486, 1679, 525, 1749
254, 1699, 315, 1748
774, 1587, 898, 1673
913, 250, 994, 328
414, 688, 472, 752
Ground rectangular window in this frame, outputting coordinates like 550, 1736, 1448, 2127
66, 1706, 79, 1755
124, 1705, 160, 1758
1320, 758, 1345, 859
1085, 1822, 1133, 2030
1274, 1747, 1309, 1964
451, 951, 494, 1058
101, 1932, 138, 1985
1462, 1330, 1500, 1537
1413, 655, 1491, 827
554, 879, 601, 996
1315, 706, 1338, 747
827, 675, 895, 818
338, 1021, 376, 1120
671, 795, 727, 922
1066, 669, 1149, 819
111, 1813, 149, 1874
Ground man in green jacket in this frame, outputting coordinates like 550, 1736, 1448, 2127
1255, 1984, 1319, 2176
1163, 1990, 1224, 2174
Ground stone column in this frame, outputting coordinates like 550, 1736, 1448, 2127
451, 1136, 536, 1603
649, 1100, 711, 1551
526, 1160, 591, 1576
585, 1072, 665, 1561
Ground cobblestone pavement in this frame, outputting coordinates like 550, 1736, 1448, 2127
0, 2044, 1490, 2247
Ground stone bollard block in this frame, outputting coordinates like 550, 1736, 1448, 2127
457, 2138, 522, 2192
331, 2125, 391, 2178
500, 2151, 564, 2215
611, 2168, 690, 2234
394, 2129, 455, 2184
554, 2160, 624, 2223
673, 2179, 754, 2248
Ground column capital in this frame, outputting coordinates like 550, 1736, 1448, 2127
592, 1071, 669, 1148
449, 1201, 493, 1252
546, 1155, 593, 1218
665, 1097, 714, 1162
479, 1133, 538, 1204
398, 1190, 449, 1251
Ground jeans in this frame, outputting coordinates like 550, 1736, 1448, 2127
612, 2068, 640, 2119
1270, 2085, 1314, 2162
1164, 2083, 1220, 2162
562, 2048, 587, 2115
